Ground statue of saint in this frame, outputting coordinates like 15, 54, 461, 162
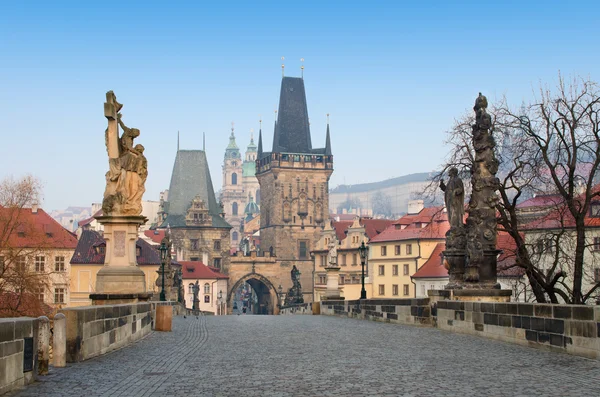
102, 91, 148, 216
327, 242, 338, 266
440, 167, 465, 229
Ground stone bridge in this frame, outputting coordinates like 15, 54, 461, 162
6, 313, 600, 396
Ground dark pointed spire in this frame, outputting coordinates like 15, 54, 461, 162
272, 77, 312, 154
258, 127, 263, 156
325, 114, 332, 156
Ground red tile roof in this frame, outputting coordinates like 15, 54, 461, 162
370, 208, 449, 243
412, 243, 447, 278
516, 194, 564, 209
0, 207, 78, 249
331, 218, 395, 242
144, 229, 165, 244
180, 261, 228, 279
0, 292, 54, 318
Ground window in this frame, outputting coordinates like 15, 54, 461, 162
318, 275, 326, 284
351, 275, 359, 284
204, 283, 210, 294
204, 295, 210, 303
392, 265, 399, 276
378, 285, 385, 295
395, 245, 401, 255
37, 287, 44, 302
232, 202, 238, 215
299, 241, 308, 259
232, 173, 238, 185
403, 264, 410, 276
136, 247, 141, 256
191, 239, 199, 250
339, 275, 345, 285
189, 283, 194, 293
352, 254, 357, 265
190, 257, 199, 262
320, 255, 325, 267
403, 284, 410, 296
54, 288, 65, 304
378, 265, 385, 276
591, 203, 600, 217
594, 237, 600, 251
214, 240, 221, 251
430, 284, 436, 291
340, 254, 346, 266
232, 231, 239, 241
421, 284, 426, 296
16, 256, 26, 272
35, 256, 45, 272
55, 256, 65, 272
392, 284, 399, 296
213, 258, 221, 269
595, 268, 600, 282
406, 244, 412, 255
381, 246, 387, 256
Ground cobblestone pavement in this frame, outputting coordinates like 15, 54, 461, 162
10, 315, 600, 396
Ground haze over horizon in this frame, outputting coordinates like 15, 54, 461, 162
1, 1, 598, 211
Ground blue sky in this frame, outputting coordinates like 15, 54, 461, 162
1, 1, 598, 211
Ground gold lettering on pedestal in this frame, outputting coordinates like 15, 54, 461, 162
114, 231, 126, 257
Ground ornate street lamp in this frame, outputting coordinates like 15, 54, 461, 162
277, 284, 283, 307
158, 240, 168, 302
217, 290, 223, 315
358, 241, 369, 300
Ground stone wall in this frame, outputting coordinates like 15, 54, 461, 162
436, 300, 600, 359
60, 302, 153, 363
320, 299, 431, 326
280, 302, 314, 315
320, 299, 600, 360
0, 317, 38, 395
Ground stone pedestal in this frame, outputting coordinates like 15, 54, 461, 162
90, 215, 148, 305
322, 265, 343, 301
429, 288, 512, 303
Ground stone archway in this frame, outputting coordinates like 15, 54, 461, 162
228, 272, 280, 315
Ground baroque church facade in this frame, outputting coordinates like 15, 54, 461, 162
221, 125, 261, 249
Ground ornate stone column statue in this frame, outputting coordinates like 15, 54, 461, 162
322, 243, 343, 301
434, 93, 511, 302
91, 91, 150, 304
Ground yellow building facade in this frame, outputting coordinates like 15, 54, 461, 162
368, 207, 448, 299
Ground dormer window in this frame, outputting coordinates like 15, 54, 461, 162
591, 202, 600, 217
18, 232, 25, 237
136, 247, 141, 257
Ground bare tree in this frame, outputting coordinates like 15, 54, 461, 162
372, 191, 393, 218
433, 75, 600, 304
0, 175, 55, 317
336, 196, 362, 214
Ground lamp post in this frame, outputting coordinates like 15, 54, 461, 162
217, 290, 223, 315
358, 241, 368, 300
158, 241, 168, 302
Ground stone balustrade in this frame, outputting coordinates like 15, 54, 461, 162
280, 302, 314, 315
60, 302, 153, 363
320, 298, 600, 360
0, 317, 39, 395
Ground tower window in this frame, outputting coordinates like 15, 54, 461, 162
232, 173, 238, 185
232, 202, 238, 215
232, 231, 239, 241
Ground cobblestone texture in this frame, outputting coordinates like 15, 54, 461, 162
9, 315, 600, 396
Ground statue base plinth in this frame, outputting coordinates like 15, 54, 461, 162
93, 215, 148, 297
428, 289, 512, 303
324, 265, 342, 300
90, 292, 152, 306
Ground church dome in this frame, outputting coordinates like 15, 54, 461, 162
244, 196, 260, 216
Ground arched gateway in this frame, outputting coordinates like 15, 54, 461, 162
228, 272, 280, 315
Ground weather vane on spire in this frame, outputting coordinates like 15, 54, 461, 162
281, 56, 285, 77
301, 58, 304, 78
259, 115, 262, 129
327, 113, 330, 124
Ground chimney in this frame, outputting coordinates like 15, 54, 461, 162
32, 203, 38, 214
407, 200, 424, 215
